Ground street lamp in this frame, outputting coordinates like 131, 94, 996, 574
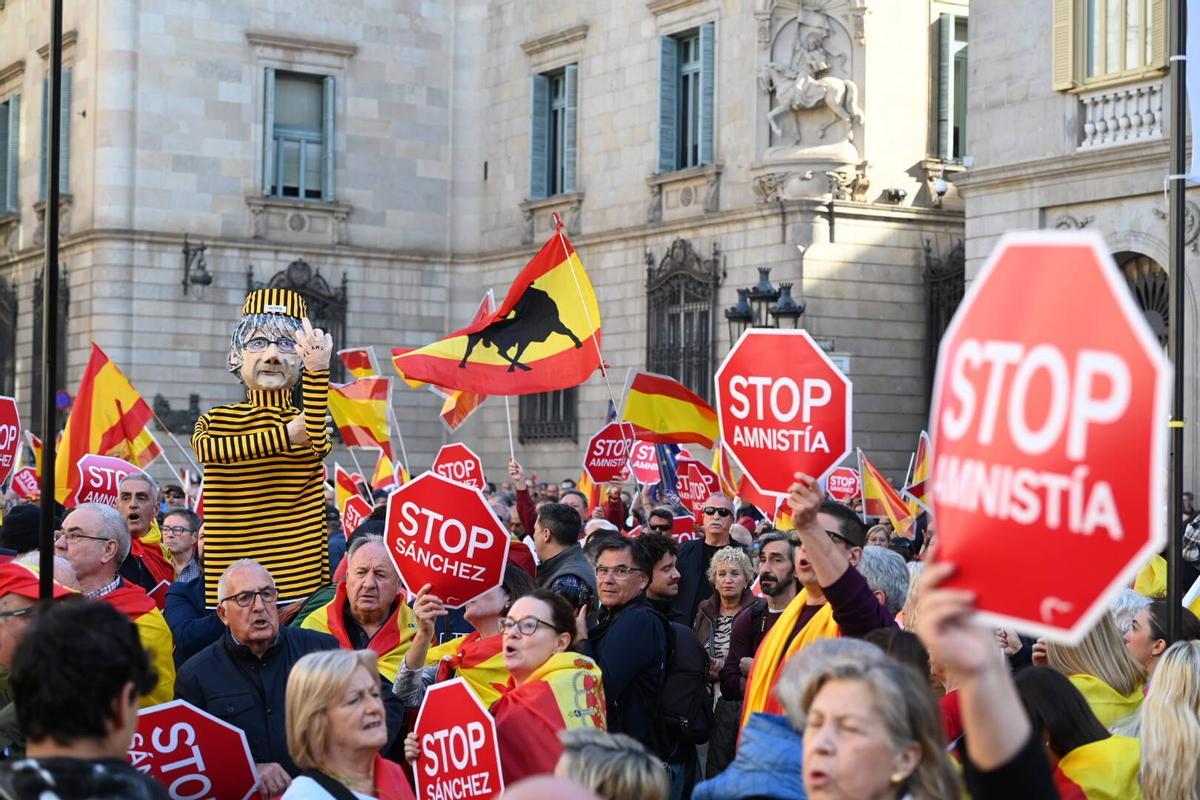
724, 288, 753, 344
725, 267, 806, 344
182, 235, 213, 299
746, 267, 781, 328
769, 283, 805, 329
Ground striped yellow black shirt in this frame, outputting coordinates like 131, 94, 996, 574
192, 370, 332, 607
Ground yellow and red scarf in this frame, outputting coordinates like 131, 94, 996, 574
1068, 674, 1143, 731
426, 631, 510, 709
491, 651, 605, 784
1053, 735, 1142, 800
104, 581, 175, 708
741, 589, 840, 727
301, 581, 418, 682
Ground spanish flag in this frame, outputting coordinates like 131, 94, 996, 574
426, 632, 510, 709
436, 292, 496, 430
392, 227, 601, 395
300, 580, 420, 682
24, 432, 42, 479
55, 344, 162, 504
859, 449, 915, 539
337, 347, 381, 379
104, 581, 175, 708
370, 450, 399, 492
492, 652, 607, 784
334, 463, 361, 515
1052, 735, 1142, 800
712, 441, 739, 497
620, 370, 719, 449
328, 378, 392, 460
904, 431, 933, 517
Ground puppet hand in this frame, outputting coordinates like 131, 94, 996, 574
296, 317, 333, 371
285, 415, 310, 446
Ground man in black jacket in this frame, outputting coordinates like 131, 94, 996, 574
533, 503, 596, 600
669, 492, 734, 624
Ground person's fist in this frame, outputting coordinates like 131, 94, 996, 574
295, 317, 332, 371
788, 473, 824, 529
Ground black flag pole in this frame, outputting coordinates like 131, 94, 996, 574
38, 0, 64, 601
1168, 0, 1188, 642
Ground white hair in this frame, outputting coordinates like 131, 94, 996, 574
73, 502, 131, 563
217, 558, 273, 600
118, 471, 159, 497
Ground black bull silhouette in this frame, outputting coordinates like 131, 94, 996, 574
459, 285, 584, 372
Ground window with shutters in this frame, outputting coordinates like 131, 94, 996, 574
264, 69, 335, 201
1053, 0, 1166, 90
529, 64, 577, 199
657, 23, 715, 173
933, 16, 968, 161
39, 69, 69, 200
519, 388, 578, 443
0, 95, 18, 215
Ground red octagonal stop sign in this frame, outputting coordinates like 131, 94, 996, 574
129, 699, 258, 800
583, 421, 636, 484
415, 677, 505, 800
715, 329, 852, 495
385, 471, 510, 607
930, 232, 1170, 643
432, 442, 486, 490
0, 397, 19, 487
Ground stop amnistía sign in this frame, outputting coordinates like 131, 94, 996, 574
129, 699, 258, 800
677, 457, 721, 497
826, 467, 861, 503
628, 440, 660, 485
0, 397, 19, 487
385, 471, 510, 607
583, 421, 636, 484
69, 454, 146, 508
715, 329, 852, 495
432, 443, 486, 490
415, 677, 504, 800
342, 494, 373, 539
677, 463, 710, 522
930, 231, 1170, 643
11, 467, 37, 500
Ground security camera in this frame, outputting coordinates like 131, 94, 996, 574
882, 188, 907, 203
933, 177, 949, 197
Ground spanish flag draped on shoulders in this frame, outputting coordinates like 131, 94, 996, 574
301, 581, 419, 682
425, 632, 509, 709
1053, 735, 1142, 800
102, 579, 175, 707
491, 651, 606, 784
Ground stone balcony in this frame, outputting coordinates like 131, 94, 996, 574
1076, 77, 1163, 150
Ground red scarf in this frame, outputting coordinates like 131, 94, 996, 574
129, 536, 175, 587
324, 580, 404, 658
103, 581, 155, 619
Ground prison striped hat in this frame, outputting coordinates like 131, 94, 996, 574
241, 288, 307, 319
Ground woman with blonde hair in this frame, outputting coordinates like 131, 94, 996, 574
1040, 614, 1145, 732
1140, 640, 1200, 800
284, 649, 414, 800
554, 728, 668, 800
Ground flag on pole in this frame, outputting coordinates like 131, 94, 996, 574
334, 464, 366, 514
55, 344, 163, 504
391, 227, 602, 395
24, 432, 42, 479
859, 449, 915, 539
337, 347, 381, 379
435, 290, 497, 430
619, 370, 719, 449
328, 378, 393, 459
712, 442, 739, 498
370, 450, 399, 492
903, 431, 933, 517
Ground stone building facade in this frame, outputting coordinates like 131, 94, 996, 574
959, 0, 1199, 482
0, 0, 966, 486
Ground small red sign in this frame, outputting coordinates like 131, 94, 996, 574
628, 440, 660, 485
11, 467, 38, 500
68, 455, 146, 509
826, 467, 861, 503
385, 471, 510, 607
129, 699, 259, 800
583, 422, 636, 484
0, 397, 19, 487
342, 495, 373, 538
414, 677, 504, 800
930, 232, 1170, 643
676, 457, 721, 498
432, 443, 486, 491
715, 329, 853, 495
677, 464, 710, 523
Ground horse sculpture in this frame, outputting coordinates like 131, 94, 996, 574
758, 61, 863, 145
458, 284, 583, 372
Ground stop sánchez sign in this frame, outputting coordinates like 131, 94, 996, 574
930, 231, 1169, 643
715, 329, 852, 496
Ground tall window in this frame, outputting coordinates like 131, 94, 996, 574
519, 388, 577, 443
530, 64, 577, 199
0, 95, 19, 214
0, 278, 16, 399
658, 23, 715, 173
1053, 0, 1165, 89
39, 69, 70, 200
646, 239, 720, 402
934, 15, 968, 161
263, 69, 335, 201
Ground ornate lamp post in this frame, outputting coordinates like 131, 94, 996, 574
725, 268, 805, 346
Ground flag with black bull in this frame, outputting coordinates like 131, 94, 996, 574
392, 226, 602, 395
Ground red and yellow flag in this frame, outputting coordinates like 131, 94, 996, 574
334, 463, 360, 515
392, 227, 601, 395
426, 632, 509, 709
337, 347, 380, 379
1052, 735, 1141, 800
903, 431, 932, 517
712, 441, 739, 498
301, 580, 419, 682
55, 344, 162, 504
328, 378, 392, 459
370, 450, 399, 492
859, 449, 915, 539
24, 432, 42, 479
620, 370, 719, 449
434, 291, 497, 430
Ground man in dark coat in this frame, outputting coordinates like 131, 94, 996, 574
670, 492, 734, 624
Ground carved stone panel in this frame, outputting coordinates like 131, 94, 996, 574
245, 196, 351, 246
519, 193, 583, 246
646, 165, 721, 224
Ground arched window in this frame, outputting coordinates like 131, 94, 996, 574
646, 239, 721, 402
1116, 252, 1168, 347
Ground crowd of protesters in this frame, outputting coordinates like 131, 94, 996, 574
2, 459, 1200, 800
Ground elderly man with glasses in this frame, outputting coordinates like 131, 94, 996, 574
670, 493, 736, 625
175, 559, 339, 798
53, 502, 176, 708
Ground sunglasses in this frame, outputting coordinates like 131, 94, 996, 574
703, 507, 733, 518
648, 523, 673, 532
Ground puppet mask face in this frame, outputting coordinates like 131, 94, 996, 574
237, 328, 301, 391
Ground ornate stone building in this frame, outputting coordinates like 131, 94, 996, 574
0, 0, 966, 484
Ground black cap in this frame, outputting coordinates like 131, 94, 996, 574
0, 504, 40, 554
